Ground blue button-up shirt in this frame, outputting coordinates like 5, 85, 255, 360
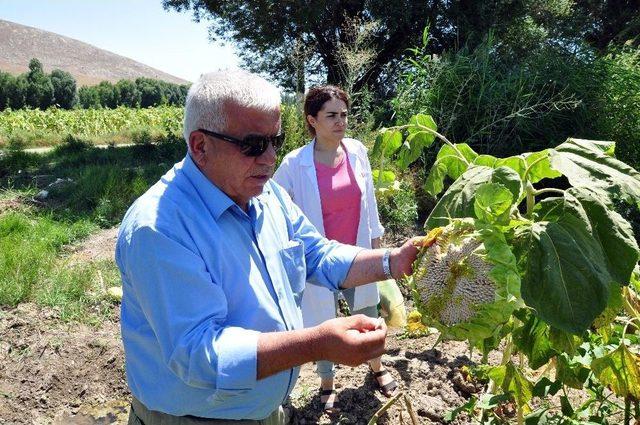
115, 155, 361, 419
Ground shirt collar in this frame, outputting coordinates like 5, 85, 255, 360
180, 154, 268, 221
180, 154, 236, 220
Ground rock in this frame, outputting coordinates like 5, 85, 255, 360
35, 190, 49, 201
47, 178, 73, 190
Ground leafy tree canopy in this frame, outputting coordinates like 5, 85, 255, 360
163, 0, 639, 92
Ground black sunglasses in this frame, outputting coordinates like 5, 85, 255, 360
198, 128, 285, 157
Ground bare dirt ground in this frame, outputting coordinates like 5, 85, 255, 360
0, 228, 497, 425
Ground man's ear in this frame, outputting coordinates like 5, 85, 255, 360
188, 131, 207, 166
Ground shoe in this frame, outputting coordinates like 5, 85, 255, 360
319, 388, 341, 413
372, 369, 398, 397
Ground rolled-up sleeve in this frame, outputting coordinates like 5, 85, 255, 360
119, 225, 259, 391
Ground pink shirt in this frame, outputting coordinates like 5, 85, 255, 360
314, 149, 362, 245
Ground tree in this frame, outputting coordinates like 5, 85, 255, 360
115, 79, 141, 107
163, 0, 639, 92
0, 72, 13, 110
136, 78, 166, 108
50, 69, 77, 109
96, 81, 119, 108
78, 86, 101, 109
25, 58, 54, 109
163, 0, 434, 92
7, 75, 27, 109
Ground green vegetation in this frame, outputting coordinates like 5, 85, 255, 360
1, 11, 638, 418
0, 105, 183, 148
0, 58, 189, 111
376, 112, 640, 424
0, 207, 108, 320
0, 133, 187, 322
165, 0, 638, 92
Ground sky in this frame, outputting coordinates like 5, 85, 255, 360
0, 0, 240, 82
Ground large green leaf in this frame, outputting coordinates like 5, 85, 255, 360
424, 160, 447, 197
535, 188, 638, 287
396, 114, 437, 169
518, 212, 613, 333
566, 187, 639, 286
424, 143, 478, 197
556, 353, 590, 389
524, 150, 563, 184
437, 143, 478, 180
549, 327, 581, 356
496, 156, 527, 179
425, 143, 478, 196
474, 183, 514, 225
473, 154, 498, 168
487, 362, 534, 408
426, 166, 522, 230
550, 138, 640, 206
512, 311, 556, 369
591, 344, 640, 399
372, 129, 403, 158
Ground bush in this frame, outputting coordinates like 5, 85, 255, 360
278, 101, 308, 164
377, 179, 419, 236
393, 38, 582, 158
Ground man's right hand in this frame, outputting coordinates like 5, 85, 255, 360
257, 314, 387, 379
313, 314, 387, 366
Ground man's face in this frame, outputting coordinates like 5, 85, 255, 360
189, 102, 281, 209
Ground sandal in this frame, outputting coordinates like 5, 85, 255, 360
319, 388, 341, 413
372, 369, 399, 397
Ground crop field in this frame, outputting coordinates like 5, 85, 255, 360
0, 106, 184, 147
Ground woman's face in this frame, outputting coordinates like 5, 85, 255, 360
307, 97, 348, 143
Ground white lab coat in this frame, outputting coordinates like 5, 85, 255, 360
273, 137, 385, 327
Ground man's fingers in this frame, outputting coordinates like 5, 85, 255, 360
347, 314, 380, 331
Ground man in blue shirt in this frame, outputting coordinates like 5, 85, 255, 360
117, 70, 421, 424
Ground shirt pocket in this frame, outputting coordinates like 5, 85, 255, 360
279, 238, 306, 302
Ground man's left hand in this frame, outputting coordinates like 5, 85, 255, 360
390, 236, 423, 279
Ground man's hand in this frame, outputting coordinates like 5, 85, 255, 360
390, 236, 423, 279
314, 315, 387, 366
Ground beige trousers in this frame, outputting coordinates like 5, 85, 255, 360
128, 397, 286, 425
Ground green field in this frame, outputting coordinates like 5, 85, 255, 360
0, 105, 184, 148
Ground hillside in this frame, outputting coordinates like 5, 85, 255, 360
0, 19, 189, 86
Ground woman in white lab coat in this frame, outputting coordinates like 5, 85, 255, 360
273, 85, 398, 413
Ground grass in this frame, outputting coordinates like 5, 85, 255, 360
0, 134, 187, 323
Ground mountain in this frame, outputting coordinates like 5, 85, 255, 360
0, 19, 189, 86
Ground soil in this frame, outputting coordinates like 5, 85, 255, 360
0, 228, 500, 425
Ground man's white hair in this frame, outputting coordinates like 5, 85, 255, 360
183, 69, 281, 144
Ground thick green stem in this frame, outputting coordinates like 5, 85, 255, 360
526, 182, 536, 219
489, 336, 514, 394
367, 391, 404, 425
624, 398, 631, 425
523, 155, 546, 181
532, 188, 565, 197
517, 404, 524, 425
377, 152, 385, 188
386, 123, 470, 167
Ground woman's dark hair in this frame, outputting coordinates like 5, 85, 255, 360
303, 85, 350, 136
